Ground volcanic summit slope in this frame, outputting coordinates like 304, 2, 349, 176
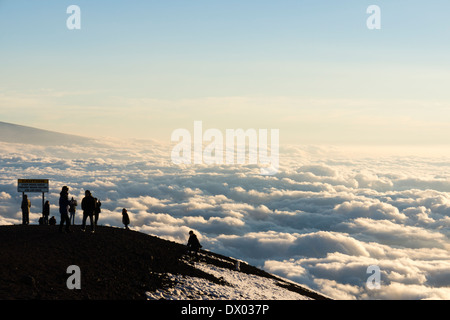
0, 225, 329, 300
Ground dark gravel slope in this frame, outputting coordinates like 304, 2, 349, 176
0, 225, 330, 300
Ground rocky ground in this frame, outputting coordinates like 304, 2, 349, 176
0, 224, 329, 300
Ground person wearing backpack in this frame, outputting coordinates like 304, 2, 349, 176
81, 190, 96, 233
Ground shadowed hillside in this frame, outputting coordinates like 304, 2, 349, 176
0, 225, 329, 300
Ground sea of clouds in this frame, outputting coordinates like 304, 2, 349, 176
1, 139, 450, 300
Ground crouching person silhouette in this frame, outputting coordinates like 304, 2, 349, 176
187, 230, 202, 261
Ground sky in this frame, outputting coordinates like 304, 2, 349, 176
2, 1, 450, 300
1, 0, 450, 145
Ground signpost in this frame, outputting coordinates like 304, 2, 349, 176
18, 179, 49, 218
18, 179, 49, 193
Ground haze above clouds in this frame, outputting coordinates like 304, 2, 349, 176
2, 130, 450, 300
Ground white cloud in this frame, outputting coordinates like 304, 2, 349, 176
337, 218, 447, 249
2, 140, 450, 299
334, 200, 407, 222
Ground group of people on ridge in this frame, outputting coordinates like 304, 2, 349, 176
21, 186, 130, 232
20, 187, 202, 257
58, 186, 102, 233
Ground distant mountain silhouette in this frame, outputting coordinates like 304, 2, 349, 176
0, 121, 96, 146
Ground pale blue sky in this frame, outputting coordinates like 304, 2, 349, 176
1, 1, 450, 144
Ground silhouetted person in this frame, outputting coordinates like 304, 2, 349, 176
21, 194, 31, 225
81, 190, 96, 233
43, 200, 50, 225
49, 216, 56, 225
187, 230, 202, 260
122, 208, 130, 230
59, 186, 71, 233
69, 197, 77, 225
94, 198, 101, 226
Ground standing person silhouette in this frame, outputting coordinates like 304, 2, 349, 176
43, 200, 50, 225
21, 194, 31, 225
94, 198, 101, 227
59, 186, 71, 233
81, 190, 96, 233
122, 208, 130, 229
69, 197, 77, 225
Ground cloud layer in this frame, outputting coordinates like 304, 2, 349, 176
1, 140, 450, 299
